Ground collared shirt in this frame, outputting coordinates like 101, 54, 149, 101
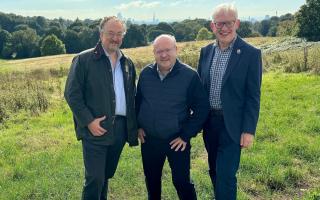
156, 62, 175, 81
103, 48, 127, 116
209, 37, 236, 109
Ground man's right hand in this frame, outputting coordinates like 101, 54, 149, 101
138, 128, 146, 144
88, 116, 107, 136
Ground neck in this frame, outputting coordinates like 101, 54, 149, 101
218, 41, 231, 50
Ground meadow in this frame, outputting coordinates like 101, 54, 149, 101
0, 37, 319, 200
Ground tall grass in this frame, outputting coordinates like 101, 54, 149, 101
0, 37, 320, 199
0, 67, 67, 123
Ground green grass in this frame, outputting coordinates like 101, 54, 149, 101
1, 36, 319, 199
1, 72, 319, 199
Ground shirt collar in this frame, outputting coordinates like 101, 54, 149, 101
102, 47, 123, 62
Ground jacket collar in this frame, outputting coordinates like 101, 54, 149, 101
152, 59, 182, 74
93, 41, 127, 61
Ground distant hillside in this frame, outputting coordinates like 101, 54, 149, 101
1, 37, 319, 74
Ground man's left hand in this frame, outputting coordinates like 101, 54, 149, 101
169, 137, 187, 151
240, 133, 254, 148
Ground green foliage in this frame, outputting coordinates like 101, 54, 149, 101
63, 29, 81, 53
45, 26, 65, 41
0, 28, 11, 57
9, 28, 40, 58
148, 29, 173, 42
276, 20, 298, 36
40, 34, 66, 56
237, 21, 253, 38
123, 24, 147, 48
79, 26, 99, 50
196, 27, 213, 41
296, 0, 320, 41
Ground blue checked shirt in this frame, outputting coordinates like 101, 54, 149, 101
209, 38, 236, 109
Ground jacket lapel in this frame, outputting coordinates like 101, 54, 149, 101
222, 37, 244, 86
120, 56, 129, 99
203, 45, 215, 90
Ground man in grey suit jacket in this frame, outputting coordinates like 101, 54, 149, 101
197, 3, 262, 200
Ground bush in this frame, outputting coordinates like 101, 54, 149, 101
40, 34, 66, 56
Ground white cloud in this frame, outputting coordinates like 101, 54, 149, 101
116, 1, 160, 10
169, 0, 193, 7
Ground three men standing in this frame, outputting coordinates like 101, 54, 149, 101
65, 2, 262, 198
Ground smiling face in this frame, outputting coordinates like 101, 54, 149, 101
153, 35, 177, 72
100, 18, 125, 54
211, 10, 240, 49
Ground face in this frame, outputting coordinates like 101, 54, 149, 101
153, 37, 177, 71
210, 11, 240, 48
100, 19, 125, 53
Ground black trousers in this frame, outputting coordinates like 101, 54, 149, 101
81, 116, 126, 200
203, 112, 241, 200
141, 136, 197, 200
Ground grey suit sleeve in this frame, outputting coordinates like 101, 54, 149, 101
64, 56, 94, 128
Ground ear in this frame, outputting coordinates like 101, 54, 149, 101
210, 21, 215, 32
235, 19, 240, 30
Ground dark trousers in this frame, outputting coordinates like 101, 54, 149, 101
203, 112, 241, 200
81, 116, 126, 200
141, 136, 197, 200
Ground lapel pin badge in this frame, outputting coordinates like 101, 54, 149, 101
237, 49, 241, 54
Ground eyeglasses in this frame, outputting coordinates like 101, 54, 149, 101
154, 48, 175, 56
103, 31, 125, 38
214, 21, 235, 29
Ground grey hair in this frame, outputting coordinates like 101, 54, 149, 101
212, 3, 238, 21
153, 34, 177, 46
99, 16, 127, 34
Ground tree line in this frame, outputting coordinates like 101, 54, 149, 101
0, 0, 319, 59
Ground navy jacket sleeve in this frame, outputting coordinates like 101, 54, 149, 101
64, 56, 94, 128
180, 72, 210, 142
242, 49, 262, 135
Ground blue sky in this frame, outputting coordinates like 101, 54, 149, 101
1, 0, 306, 21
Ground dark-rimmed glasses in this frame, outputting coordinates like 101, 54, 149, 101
214, 21, 235, 29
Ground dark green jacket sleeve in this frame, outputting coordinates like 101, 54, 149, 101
64, 56, 94, 128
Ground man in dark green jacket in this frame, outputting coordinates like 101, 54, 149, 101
64, 16, 138, 200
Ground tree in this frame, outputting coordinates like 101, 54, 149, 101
79, 26, 99, 50
196, 27, 213, 41
157, 22, 175, 34
122, 24, 147, 48
237, 21, 253, 38
258, 19, 271, 36
296, 0, 320, 41
276, 20, 298, 36
40, 34, 66, 56
10, 28, 40, 58
148, 29, 171, 42
63, 29, 81, 53
45, 26, 65, 41
147, 22, 175, 42
0, 29, 11, 57
172, 22, 194, 42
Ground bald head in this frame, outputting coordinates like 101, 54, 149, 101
152, 34, 177, 73
153, 34, 176, 48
